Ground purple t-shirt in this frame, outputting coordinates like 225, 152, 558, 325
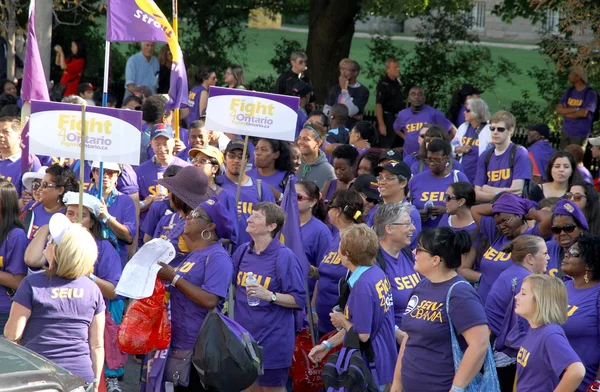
401, 275, 488, 392
381, 247, 421, 326
315, 232, 343, 334
68, 161, 139, 195
547, 240, 563, 279
232, 239, 306, 369
516, 323, 581, 392
94, 239, 122, 306
437, 214, 478, 235
0, 228, 28, 313
393, 105, 454, 157
141, 198, 171, 239
301, 216, 332, 295
346, 265, 398, 385
408, 170, 469, 229
13, 273, 105, 382
459, 124, 481, 183
484, 263, 531, 337
171, 244, 233, 350
246, 168, 289, 194
410, 158, 464, 178
0, 154, 41, 197
105, 191, 137, 268
578, 166, 594, 184
560, 87, 598, 138
477, 216, 541, 303
185, 85, 206, 127
366, 202, 421, 250
528, 141, 555, 182
474, 143, 532, 188
24, 203, 65, 241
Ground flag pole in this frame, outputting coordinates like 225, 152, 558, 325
172, 0, 180, 140
78, 104, 87, 223
96, 39, 112, 199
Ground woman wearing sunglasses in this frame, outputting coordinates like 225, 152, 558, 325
561, 233, 600, 392
546, 199, 589, 278
408, 139, 469, 230
567, 182, 600, 236
528, 151, 582, 202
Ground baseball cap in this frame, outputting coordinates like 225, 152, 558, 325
189, 145, 224, 166
459, 84, 484, 96
526, 123, 550, 139
225, 139, 247, 153
375, 160, 411, 180
77, 82, 95, 95
379, 149, 403, 163
150, 123, 174, 140
91, 161, 122, 174
351, 174, 380, 201
291, 80, 313, 98
589, 137, 600, 147
62, 192, 102, 217
49, 214, 73, 245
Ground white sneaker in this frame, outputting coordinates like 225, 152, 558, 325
106, 377, 123, 392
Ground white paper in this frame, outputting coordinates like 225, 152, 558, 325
115, 239, 176, 299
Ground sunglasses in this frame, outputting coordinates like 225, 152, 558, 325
565, 192, 586, 202
550, 223, 578, 235
226, 152, 247, 161
426, 156, 448, 165
192, 157, 213, 165
31, 180, 42, 191
40, 181, 57, 189
565, 247, 580, 259
465, 108, 471, 113
489, 126, 507, 133
444, 195, 458, 202
297, 194, 312, 202
376, 175, 399, 183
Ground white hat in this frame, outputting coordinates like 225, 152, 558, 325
22, 166, 48, 191
49, 214, 72, 245
589, 137, 600, 147
91, 161, 122, 173
62, 191, 102, 217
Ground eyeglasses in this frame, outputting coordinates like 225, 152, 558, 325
465, 108, 471, 113
444, 195, 458, 202
415, 246, 430, 255
226, 152, 246, 161
187, 209, 212, 222
496, 216, 517, 228
31, 181, 42, 191
565, 192, 587, 202
376, 175, 398, 183
565, 246, 580, 259
92, 168, 119, 176
192, 157, 213, 165
426, 156, 448, 165
489, 126, 507, 133
297, 194, 312, 201
41, 181, 57, 189
389, 221, 414, 227
550, 223, 578, 235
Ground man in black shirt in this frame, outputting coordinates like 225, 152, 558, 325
375, 58, 404, 148
274, 51, 309, 96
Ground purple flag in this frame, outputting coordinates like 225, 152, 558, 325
280, 176, 310, 276
106, 0, 188, 110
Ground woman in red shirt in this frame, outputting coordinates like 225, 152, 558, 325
54, 41, 86, 97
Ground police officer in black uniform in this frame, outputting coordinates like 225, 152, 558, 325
375, 58, 405, 149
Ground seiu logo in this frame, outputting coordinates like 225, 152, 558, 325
50, 157, 76, 166
177, 262, 195, 274
394, 273, 421, 290
405, 123, 425, 133
238, 202, 254, 215
567, 305, 578, 317
408, 299, 444, 323
322, 251, 341, 265
375, 278, 393, 312
147, 185, 167, 196
487, 169, 511, 182
548, 268, 559, 278
517, 347, 530, 367
188, 92, 197, 101
461, 137, 479, 147
483, 247, 511, 262
420, 192, 445, 202
31, 225, 42, 238
236, 271, 272, 289
567, 98, 582, 107
0, 175, 13, 183
51, 288, 84, 299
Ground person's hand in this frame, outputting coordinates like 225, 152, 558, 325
54, 45, 62, 53
419, 209, 429, 222
311, 309, 319, 328
455, 145, 471, 154
157, 261, 177, 282
21, 190, 32, 204
339, 75, 349, 91
98, 201, 108, 219
429, 205, 446, 217
330, 311, 348, 329
173, 138, 186, 154
308, 343, 330, 364
378, 123, 387, 136
353, 139, 370, 150
395, 328, 406, 344
390, 381, 403, 392
246, 283, 272, 302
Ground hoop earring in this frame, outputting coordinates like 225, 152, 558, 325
585, 271, 590, 284
201, 230, 212, 241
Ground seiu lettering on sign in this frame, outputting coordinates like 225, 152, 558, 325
483, 247, 511, 262
321, 251, 341, 265
394, 273, 422, 290
409, 299, 444, 323
567, 98, 583, 107
461, 137, 479, 147
420, 192, 445, 202
487, 169, 511, 182
237, 271, 272, 289
237, 201, 254, 215
50, 288, 84, 299
375, 278, 393, 312
567, 305, 578, 317
405, 123, 424, 133
516, 347, 530, 367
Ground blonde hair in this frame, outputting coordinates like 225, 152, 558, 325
340, 224, 378, 267
490, 110, 516, 131
502, 235, 545, 264
51, 224, 98, 279
523, 274, 568, 326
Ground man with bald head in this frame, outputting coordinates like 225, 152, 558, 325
393, 86, 456, 157
124, 41, 159, 99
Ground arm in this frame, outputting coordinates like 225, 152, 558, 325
24, 225, 49, 269
564, 110, 589, 119
199, 90, 209, 118
89, 312, 105, 392
391, 332, 408, 392
125, 57, 137, 93
451, 324, 489, 389
554, 362, 586, 392
340, 90, 360, 117
555, 104, 578, 115
526, 208, 552, 238
93, 276, 117, 300
448, 126, 457, 141
174, 278, 220, 308
376, 103, 386, 136
105, 215, 134, 244
471, 203, 493, 227
3, 302, 31, 342
457, 248, 481, 283
57, 51, 67, 70
128, 192, 140, 259
0, 272, 24, 290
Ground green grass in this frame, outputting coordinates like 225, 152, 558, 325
233, 27, 549, 113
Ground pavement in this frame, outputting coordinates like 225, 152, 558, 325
114, 356, 143, 392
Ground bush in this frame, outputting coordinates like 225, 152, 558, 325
363, 33, 408, 89
247, 75, 276, 92
268, 38, 305, 74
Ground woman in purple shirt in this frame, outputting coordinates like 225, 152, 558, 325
232, 202, 306, 390
392, 228, 490, 392
0, 180, 28, 331
185, 66, 216, 127
561, 234, 600, 392
309, 224, 398, 388
485, 235, 549, 391
247, 138, 294, 198
322, 144, 359, 202
514, 275, 585, 391
568, 182, 600, 236
313, 189, 364, 335
5, 217, 105, 390
157, 197, 234, 391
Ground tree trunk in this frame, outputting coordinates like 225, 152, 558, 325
306, 0, 361, 104
6, 0, 16, 81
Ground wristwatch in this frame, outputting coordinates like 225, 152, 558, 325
270, 292, 277, 303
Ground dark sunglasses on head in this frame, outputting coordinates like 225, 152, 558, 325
489, 126, 507, 133
550, 223, 578, 235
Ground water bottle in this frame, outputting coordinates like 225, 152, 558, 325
246, 272, 260, 307
424, 200, 437, 220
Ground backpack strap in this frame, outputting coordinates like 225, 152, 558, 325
400, 247, 414, 263
418, 159, 425, 173
508, 143, 518, 169
375, 247, 387, 272
483, 146, 495, 174
256, 179, 263, 201
215, 187, 223, 196
475, 121, 487, 137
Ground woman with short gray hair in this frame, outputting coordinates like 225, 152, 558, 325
374, 202, 420, 343
452, 97, 492, 183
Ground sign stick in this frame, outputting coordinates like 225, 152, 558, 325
98, 40, 112, 199
78, 104, 87, 223
172, 0, 180, 140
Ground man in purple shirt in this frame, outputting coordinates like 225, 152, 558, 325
474, 110, 532, 202
556, 66, 598, 149
526, 123, 555, 183
393, 87, 456, 158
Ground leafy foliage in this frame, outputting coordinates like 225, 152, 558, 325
247, 75, 276, 92
268, 38, 305, 74
363, 33, 407, 89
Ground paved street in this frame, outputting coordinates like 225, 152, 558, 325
118, 356, 143, 392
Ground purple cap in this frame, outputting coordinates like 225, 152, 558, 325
198, 196, 234, 240
492, 193, 536, 216
554, 199, 589, 230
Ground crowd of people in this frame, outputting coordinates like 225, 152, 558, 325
0, 40, 599, 392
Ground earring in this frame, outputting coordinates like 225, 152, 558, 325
585, 271, 590, 284
201, 230, 212, 241
445, 162, 450, 167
